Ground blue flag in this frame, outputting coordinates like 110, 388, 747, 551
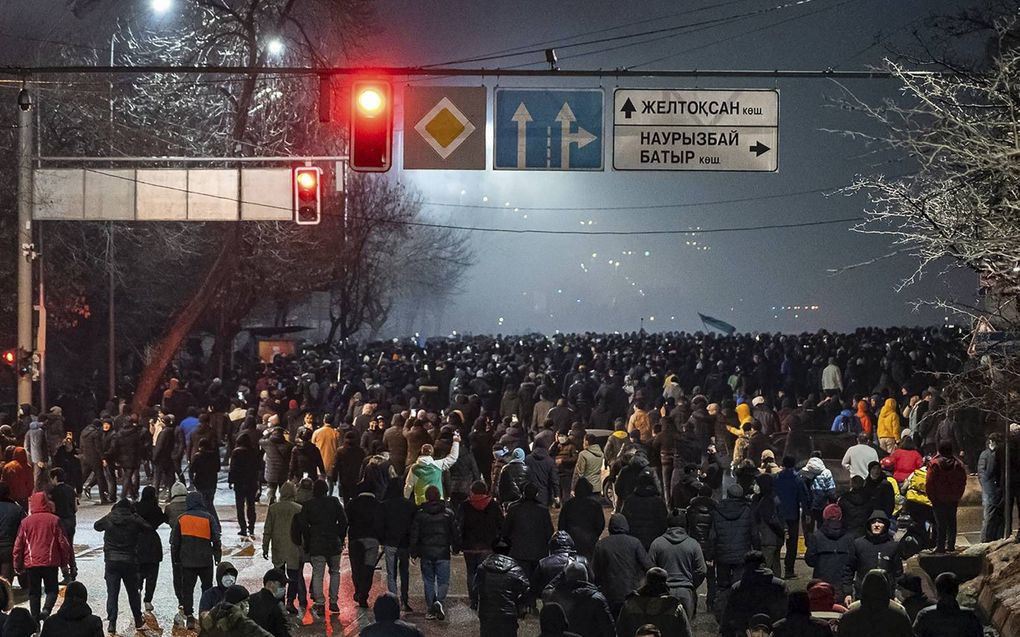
698, 313, 736, 335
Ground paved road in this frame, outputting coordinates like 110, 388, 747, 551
17, 476, 987, 637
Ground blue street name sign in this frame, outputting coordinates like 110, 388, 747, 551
494, 88, 604, 171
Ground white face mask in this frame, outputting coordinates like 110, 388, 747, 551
221, 575, 236, 588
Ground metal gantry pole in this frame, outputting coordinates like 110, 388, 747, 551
16, 87, 34, 406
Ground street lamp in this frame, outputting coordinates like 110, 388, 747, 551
267, 38, 285, 57
150, 0, 172, 14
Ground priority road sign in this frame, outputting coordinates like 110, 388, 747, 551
613, 89, 779, 172
404, 86, 486, 170
494, 88, 603, 171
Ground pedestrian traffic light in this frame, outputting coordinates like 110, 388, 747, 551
293, 166, 321, 225
1, 350, 14, 367
350, 80, 392, 172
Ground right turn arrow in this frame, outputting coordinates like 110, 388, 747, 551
749, 141, 771, 157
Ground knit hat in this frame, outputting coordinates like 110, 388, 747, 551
511, 447, 525, 462
822, 504, 843, 521
224, 585, 249, 604
645, 567, 668, 586
898, 574, 924, 595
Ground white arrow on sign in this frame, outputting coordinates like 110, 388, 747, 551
555, 102, 596, 169
511, 103, 533, 169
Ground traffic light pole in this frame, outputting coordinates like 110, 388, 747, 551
16, 88, 34, 406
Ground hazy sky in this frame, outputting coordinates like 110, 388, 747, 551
2, 0, 987, 337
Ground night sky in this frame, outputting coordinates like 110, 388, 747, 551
2, 0, 987, 337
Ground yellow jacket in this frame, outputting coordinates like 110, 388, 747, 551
904, 467, 931, 507
877, 398, 901, 440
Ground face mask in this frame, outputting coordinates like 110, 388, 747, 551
221, 575, 236, 588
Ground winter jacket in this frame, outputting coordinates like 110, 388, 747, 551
311, 426, 340, 476
227, 446, 260, 494
259, 430, 293, 484
773, 467, 808, 521
262, 481, 302, 568
13, 492, 72, 570
198, 602, 273, 637
152, 422, 184, 467
526, 447, 559, 506
379, 484, 418, 549
403, 442, 460, 504
504, 495, 554, 562
2, 448, 33, 504
170, 491, 222, 568
346, 492, 382, 541
876, 399, 901, 441
843, 513, 902, 596
615, 590, 692, 637
332, 441, 366, 497
108, 424, 146, 470
684, 495, 716, 559
382, 425, 409, 474
38, 595, 104, 637
459, 493, 503, 553
287, 441, 324, 482
190, 448, 221, 492
0, 499, 25, 547
497, 458, 530, 504
887, 448, 923, 483
804, 520, 852, 598
838, 488, 873, 537
246, 588, 290, 637
574, 444, 605, 494
603, 431, 629, 470
531, 531, 592, 597
409, 500, 458, 561
164, 483, 189, 530
621, 482, 668, 551
709, 495, 758, 565
135, 494, 167, 564
24, 420, 47, 465
298, 494, 348, 557
591, 514, 653, 608
912, 599, 983, 637
926, 454, 967, 506
94, 500, 150, 564
474, 553, 529, 624
837, 571, 914, 637
199, 562, 238, 612
558, 479, 605, 558
771, 613, 833, 637
719, 566, 788, 637
542, 577, 615, 637
648, 526, 707, 597
80, 423, 104, 465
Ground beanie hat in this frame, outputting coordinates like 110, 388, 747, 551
224, 585, 249, 604
645, 567, 668, 586
511, 447, 525, 462
823, 503, 843, 521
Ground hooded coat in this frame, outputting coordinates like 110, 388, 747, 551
616, 586, 692, 637
497, 454, 531, 504
685, 494, 716, 558
926, 454, 967, 506
135, 489, 167, 564
843, 511, 902, 596
13, 492, 71, 570
912, 597, 983, 637
459, 492, 502, 553
2, 448, 33, 504
541, 566, 615, 637
379, 480, 418, 550
574, 443, 604, 494
558, 478, 605, 558
164, 482, 190, 529
719, 565, 788, 637
709, 494, 758, 565
94, 499, 151, 563
474, 553, 530, 625
504, 492, 554, 563
591, 514, 653, 608
648, 525, 707, 598
621, 476, 669, 551
199, 562, 239, 613
525, 445, 559, 506
297, 491, 348, 558
259, 429, 293, 484
170, 491, 222, 568
360, 594, 425, 637
876, 399, 901, 441
24, 420, 47, 465
531, 531, 592, 597
37, 588, 103, 637
804, 519, 852, 598
837, 571, 914, 637
409, 499, 458, 561
262, 481, 303, 568
838, 487, 873, 537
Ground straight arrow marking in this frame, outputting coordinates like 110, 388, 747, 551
511, 102, 532, 168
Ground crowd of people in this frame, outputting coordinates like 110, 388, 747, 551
0, 327, 1001, 637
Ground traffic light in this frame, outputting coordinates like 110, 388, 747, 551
350, 80, 392, 172
1, 350, 14, 367
293, 167, 322, 225
16, 348, 31, 377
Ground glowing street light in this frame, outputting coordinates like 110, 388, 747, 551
267, 38, 285, 57
151, 0, 172, 14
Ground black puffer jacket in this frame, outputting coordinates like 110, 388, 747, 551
621, 479, 669, 551
0, 499, 25, 546
459, 494, 503, 553
531, 531, 592, 598
379, 482, 418, 549
497, 460, 530, 503
591, 514, 653, 608
474, 553, 530, 623
720, 567, 788, 637
525, 447, 559, 505
94, 500, 151, 564
709, 496, 758, 565
838, 488, 873, 538
542, 574, 615, 637
843, 512, 902, 596
409, 500, 458, 561
685, 495, 716, 559
557, 479, 605, 558
804, 520, 852, 598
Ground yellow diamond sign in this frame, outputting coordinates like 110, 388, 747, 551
415, 97, 476, 159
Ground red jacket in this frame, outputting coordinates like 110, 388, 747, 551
887, 449, 923, 483
926, 455, 967, 506
13, 492, 72, 571
2, 448, 34, 504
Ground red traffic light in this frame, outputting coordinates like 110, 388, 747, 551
293, 167, 322, 226
1, 350, 14, 366
350, 80, 392, 172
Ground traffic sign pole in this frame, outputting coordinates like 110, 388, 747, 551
16, 88, 34, 405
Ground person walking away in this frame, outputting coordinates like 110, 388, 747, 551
164, 481, 190, 626
751, 474, 785, 577
709, 485, 758, 611
296, 479, 347, 619
591, 513, 652, 618
170, 491, 222, 630
838, 477, 872, 538
108, 417, 145, 501
330, 431, 365, 507
837, 570, 913, 637
977, 433, 1004, 542
540, 562, 615, 637
3, 448, 34, 509
379, 478, 416, 612
876, 398, 901, 454
404, 436, 461, 505
574, 434, 604, 498
842, 510, 902, 605
459, 480, 503, 610
896, 575, 933, 624
228, 436, 260, 538
474, 537, 530, 637
199, 561, 238, 615
48, 469, 77, 584
189, 439, 222, 526
80, 420, 110, 503
621, 473, 668, 551
261, 481, 305, 615
0, 484, 25, 584
841, 434, 879, 481
719, 551, 788, 637
804, 504, 852, 599
531, 531, 592, 601
52, 435, 83, 497
503, 483, 554, 609
409, 485, 458, 621
537, 603, 582, 637
38, 581, 103, 637
647, 510, 706, 620
497, 447, 530, 506
615, 567, 692, 637
360, 592, 424, 637
151, 415, 181, 501
310, 419, 340, 494
912, 572, 982, 637
13, 491, 72, 620
247, 568, 291, 637
259, 427, 292, 505
926, 443, 967, 553
771, 590, 832, 637
94, 499, 150, 634
24, 418, 48, 492
558, 478, 605, 560
525, 438, 560, 507
346, 483, 382, 608
886, 436, 923, 484
135, 486, 167, 613
773, 456, 807, 580
199, 585, 273, 637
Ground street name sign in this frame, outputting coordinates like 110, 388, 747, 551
494, 88, 603, 171
404, 86, 486, 170
613, 89, 779, 172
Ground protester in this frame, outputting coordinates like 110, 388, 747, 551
977, 433, 1004, 542
531, 531, 591, 600
709, 485, 758, 598
460, 480, 503, 609
246, 569, 291, 637
621, 472, 669, 551
38, 581, 103, 637
409, 485, 458, 621
843, 510, 902, 605
804, 504, 852, 599
48, 468, 77, 584
896, 574, 934, 623
198, 585, 273, 637
537, 603, 582, 637
837, 570, 914, 637
0, 485, 23, 585
170, 491, 223, 630
403, 434, 461, 504
718, 551, 788, 637
475, 537, 530, 637
841, 434, 879, 481
540, 562, 615, 637
558, 478, 604, 560
94, 498, 150, 633
136, 485, 167, 613
912, 572, 983, 637
615, 567, 692, 637
591, 513, 653, 618
13, 491, 72, 620
503, 482, 554, 603
296, 479, 347, 618
360, 592, 425, 637
261, 481, 305, 614
647, 509, 705, 619
771, 590, 832, 637
227, 436, 260, 538
926, 442, 967, 554
199, 561, 239, 615
379, 478, 417, 612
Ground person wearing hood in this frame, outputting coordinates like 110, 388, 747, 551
801, 456, 836, 530
288, 427, 325, 482
261, 481, 305, 614
804, 504, 852, 599
541, 562, 615, 637
887, 436, 923, 484
135, 486, 167, 613
862, 460, 895, 519
190, 438, 222, 526
752, 473, 786, 577
164, 481, 190, 624
621, 472, 668, 552
296, 479, 347, 618
771, 590, 832, 637
247, 568, 292, 637
536, 602, 582, 637
332, 431, 366, 506
13, 491, 72, 620
603, 419, 630, 475
531, 531, 592, 600
94, 498, 150, 632
558, 478, 605, 560
403, 433, 461, 504
199, 561, 239, 615
912, 572, 982, 637
52, 434, 82, 496
896, 574, 933, 623
228, 436, 260, 539
171, 491, 223, 629
504, 482, 554, 607
838, 476, 873, 538
842, 510, 902, 605
615, 566, 692, 637
550, 429, 579, 501
0, 483, 25, 584
346, 483, 382, 608
38, 581, 103, 637
709, 485, 758, 598
475, 537, 530, 637
380, 478, 417, 612
259, 427, 293, 505
47, 468, 77, 584
773, 456, 808, 580
876, 398, 901, 453
831, 406, 861, 434
4, 607, 37, 637
24, 418, 47, 491
614, 450, 658, 512
807, 580, 846, 626
591, 513, 653, 617
719, 551, 788, 637
574, 434, 605, 496
360, 592, 424, 637
459, 480, 503, 610
409, 486, 458, 621
2, 448, 33, 508
837, 570, 913, 637
925, 442, 967, 554
497, 447, 531, 505
648, 510, 706, 619
525, 438, 560, 507
80, 419, 110, 503
199, 585, 272, 637
107, 416, 146, 501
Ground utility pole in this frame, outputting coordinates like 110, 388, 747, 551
16, 87, 34, 406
